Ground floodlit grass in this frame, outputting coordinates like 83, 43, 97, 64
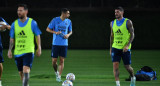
1, 50, 160, 86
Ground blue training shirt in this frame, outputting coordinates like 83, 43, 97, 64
112, 17, 128, 29
10, 17, 42, 57
0, 17, 9, 46
48, 17, 72, 46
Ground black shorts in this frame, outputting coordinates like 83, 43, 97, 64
15, 53, 34, 71
111, 48, 131, 65
51, 45, 68, 58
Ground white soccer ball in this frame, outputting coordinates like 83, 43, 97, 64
62, 80, 73, 86
66, 73, 75, 82
0, 21, 7, 31
0, 21, 7, 27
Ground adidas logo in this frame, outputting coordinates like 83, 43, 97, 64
115, 29, 123, 35
18, 30, 25, 35
115, 29, 122, 33
17, 30, 27, 38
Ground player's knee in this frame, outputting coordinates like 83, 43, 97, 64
59, 57, 64, 64
113, 62, 119, 68
23, 66, 30, 73
60, 60, 64, 65
52, 58, 57, 64
52, 60, 57, 65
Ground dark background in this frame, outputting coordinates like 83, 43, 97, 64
0, 0, 160, 49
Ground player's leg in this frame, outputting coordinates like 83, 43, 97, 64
124, 65, 134, 77
56, 57, 64, 82
113, 62, 120, 81
113, 62, 120, 86
58, 57, 65, 76
22, 53, 34, 86
111, 48, 121, 86
15, 57, 23, 80
0, 63, 3, 86
0, 63, 3, 80
57, 46, 67, 81
51, 45, 60, 81
19, 71, 23, 80
59, 46, 67, 75
23, 66, 30, 86
0, 46, 4, 86
52, 58, 58, 74
51, 45, 58, 73
122, 50, 136, 86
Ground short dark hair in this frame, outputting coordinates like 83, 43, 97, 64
61, 8, 69, 13
18, 4, 28, 10
115, 6, 124, 12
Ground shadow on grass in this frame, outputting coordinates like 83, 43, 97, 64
30, 74, 65, 79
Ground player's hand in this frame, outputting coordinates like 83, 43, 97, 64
0, 24, 7, 31
123, 45, 129, 52
7, 50, 12, 59
55, 31, 61, 35
64, 34, 70, 39
110, 48, 112, 56
36, 48, 41, 57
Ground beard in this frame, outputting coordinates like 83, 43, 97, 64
19, 16, 24, 19
115, 15, 121, 19
18, 14, 25, 19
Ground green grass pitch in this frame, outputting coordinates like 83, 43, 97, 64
1, 50, 160, 86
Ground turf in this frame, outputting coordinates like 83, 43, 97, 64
1, 50, 160, 86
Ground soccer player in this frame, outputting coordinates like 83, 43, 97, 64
0, 17, 11, 86
46, 8, 72, 82
110, 7, 136, 86
7, 4, 42, 86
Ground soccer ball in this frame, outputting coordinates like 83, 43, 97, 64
0, 21, 7, 31
62, 80, 73, 86
66, 73, 75, 82
0, 21, 7, 27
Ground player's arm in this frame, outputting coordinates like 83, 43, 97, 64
64, 21, 72, 39
64, 31, 72, 39
46, 18, 61, 34
31, 20, 42, 57
8, 23, 15, 58
68, 31, 72, 36
127, 20, 135, 46
123, 20, 135, 52
35, 35, 41, 57
0, 18, 11, 31
0, 25, 11, 31
46, 27, 61, 35
110, 21, 114, 56
8, 38, 14, 59
6, 25, 11, 30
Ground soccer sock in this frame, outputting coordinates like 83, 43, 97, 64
58, 73, 61, 78
116, 81, 120, 86
0, 80, 1, 85
131, 76, 136, 82
59, 74, 61, 78
55, 72, 57, 75
23, 73, 29, 86
55, 71, 59, 75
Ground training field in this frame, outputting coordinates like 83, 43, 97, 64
1, 50, 160, 86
